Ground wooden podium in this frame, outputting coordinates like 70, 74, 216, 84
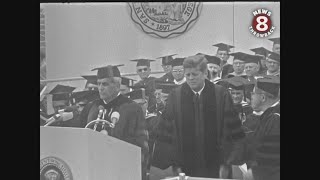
40, 126, 141, 180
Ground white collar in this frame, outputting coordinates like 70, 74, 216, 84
253, 111, 264, 115
103, 92, 121, 104
174, 77, 186, 85
191, 82, 205, 96
267, 70, 280, 76
271, 100, 280, 107
229, 71, 246, 76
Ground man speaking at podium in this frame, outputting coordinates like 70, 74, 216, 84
79, 65, 149, 180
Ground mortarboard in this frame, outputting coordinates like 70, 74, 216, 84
49, 84, 76, 101
71, 90, 100, 105
124, 88, 146, 100
204, 55, 221, 66
91, 65, 121, 79
82, 75, 98, 85
267, 51, 280, 63
250, 47, 272, 57
224, 76, 255, 90
155, 81, 178, 94
195, 53, 208, 56
268, 37, 280, 45
212, 43, 235, 52
171, 57, 185, 67
256, 76, 280, 97
130, 59, 155, 67
121, 76, 136, 87
157, 54, 177, 65
229, 52, 250, 62
243, 54, 262, 64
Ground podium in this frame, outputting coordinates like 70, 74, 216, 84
40, 126, 141, 180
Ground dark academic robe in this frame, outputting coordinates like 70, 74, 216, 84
246, 103, 280, 180
79, 95, 149, 180
157, 72, 175, 83
161, 79, 245, 178
133, 76, 157, 113
221, 64, 234, 79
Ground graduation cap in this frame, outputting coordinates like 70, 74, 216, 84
121, 76, 136, 87
155, 81, 178, 94
268, 37, 280, 45
204, 55, 221, 66
267, 51, 280, 63
243, 54, 262, 64
212, 43, 235, 52
82, 75, 98, 85
124, 88, 146, 100
171, 57, 185, 67
157, 54, 177, 65
223, 76, 255, 101
195, 53, 208, 56
91, 65, 121, 79
229, 52, 250, 62
71, 90, 100, 105
250, 47, 272, 57
130, 59, 155, 67
256, 75, 280, 97
49, 84, 76, 101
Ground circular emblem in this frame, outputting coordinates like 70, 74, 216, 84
40, 156, 73, 180
249, 8, 276, 38
129, 2, 202, 38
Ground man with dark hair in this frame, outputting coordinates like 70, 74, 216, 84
158, 55, 245, 178
79, 65, 149, 180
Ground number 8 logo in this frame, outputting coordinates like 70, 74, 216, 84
256, 16, 268, 31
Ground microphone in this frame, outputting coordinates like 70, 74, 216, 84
97, 105, 105, 120
110, 111, 120, 128
44, 114, 61, 127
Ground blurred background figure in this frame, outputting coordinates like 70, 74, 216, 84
227, 52, 247, 79
268, 37, 280, 54
250, 47, 272, 75
265, 52, 280, 77
212, 43, 235, 78
131, 59, 157, 114
157, 54, 177, 83
170, 57, 186, 85
243, 55, 262, 82
204, 55, 222, 83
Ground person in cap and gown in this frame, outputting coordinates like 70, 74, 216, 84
221, 76, 254, 124
250, 47, 272, 75
226, 52, 248, 79
170, 57, 187, 85
157, 55, 246, 178
212, 43, 235, 79
204, 55, 222, 84
265, 52, 280, 77
244, 54, 263, 82
268, 37, 280, 54
79, 65, 149, 180
131, 59, 157, 114
242, 76, 280, 180
156, 54, 177, 83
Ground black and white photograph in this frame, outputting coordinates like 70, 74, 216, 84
40, 2, 280, 180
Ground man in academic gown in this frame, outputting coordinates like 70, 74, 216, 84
265, 52, 280, 77
269, 37, 280, 54
156, 54, 177, 83
204, 55, 222, 84
243, 75, 280, 180
131, 59, 158, 114
79, 65, 149, 180
250, 47, 272, 75
212, 43, 235, 79
159, 55, 246, 178
226, 52, 248, 79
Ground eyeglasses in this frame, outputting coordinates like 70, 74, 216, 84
138, 68, 148, 72
233, 62, 244, 65
267, 61, 279, 65
162, 65, 171, 68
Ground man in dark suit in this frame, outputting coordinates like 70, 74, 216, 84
158, 55, 246, 178
79, 65, 149, 180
